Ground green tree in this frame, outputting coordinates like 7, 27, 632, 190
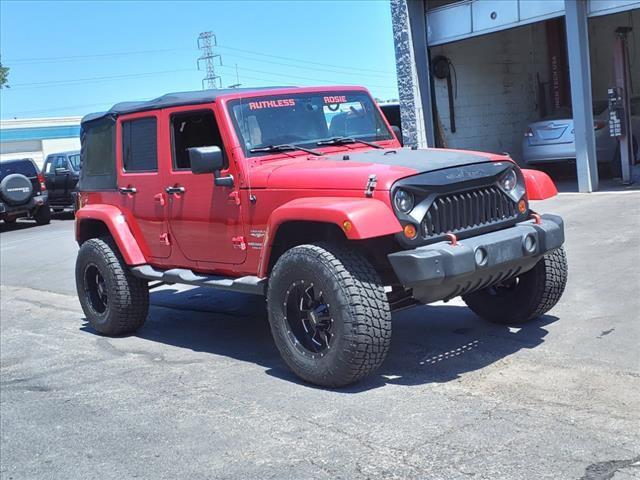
0, 58, 9, 89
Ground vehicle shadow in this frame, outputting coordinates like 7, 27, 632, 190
0, 219, 43, 233
84, 286, 557, 392
51, 211, 75, 221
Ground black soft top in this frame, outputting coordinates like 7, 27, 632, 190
82, 86, 294, 124
79, 87, 293, 191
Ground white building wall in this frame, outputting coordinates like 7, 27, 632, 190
41, 138, 81, 167
0, 117, 81, 169
429, 22, 549, 163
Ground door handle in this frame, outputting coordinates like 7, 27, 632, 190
118, 186, 137, 194
165, 186, 185, 195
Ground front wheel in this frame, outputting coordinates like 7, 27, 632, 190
267, 243, 391, 388
76, 237, 149, 335
463, 247, 568, 325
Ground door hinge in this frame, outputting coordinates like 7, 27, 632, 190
159, 232, 171, 246
228, 191, 241, 206
232, 236, 247, 251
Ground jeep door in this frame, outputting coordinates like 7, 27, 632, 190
116, 112, 171, 259
66, 153, 81, 202
53, 156, 72, 203
162, 105, 246, 265
42, 156, 56, 200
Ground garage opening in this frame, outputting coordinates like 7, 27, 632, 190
426, 7, 639, 190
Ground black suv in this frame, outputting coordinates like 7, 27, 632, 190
42, 151, 80, 211
0, 158, 51, 225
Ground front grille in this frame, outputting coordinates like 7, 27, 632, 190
422, 186, 518, 239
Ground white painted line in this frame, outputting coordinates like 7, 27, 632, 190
557, 190, 640, 195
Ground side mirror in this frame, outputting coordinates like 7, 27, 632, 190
391, 125, 404, 147
188, 146, 234, 187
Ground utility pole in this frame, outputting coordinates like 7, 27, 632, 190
197, 31, 222, 90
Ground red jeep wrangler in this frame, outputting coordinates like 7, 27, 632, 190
75, 86, 567, 387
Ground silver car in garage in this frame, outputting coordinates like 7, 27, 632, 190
522, 98, 639, 166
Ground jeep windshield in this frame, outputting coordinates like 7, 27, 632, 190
228, 91, 394, 157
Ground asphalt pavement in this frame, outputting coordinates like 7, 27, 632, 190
1, 194, 639, 480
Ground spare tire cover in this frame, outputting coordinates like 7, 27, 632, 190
0, 173, 33, 205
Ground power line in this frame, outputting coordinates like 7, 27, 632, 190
221, 51, 394, 78
216, 44, 394, 75
5, 47, 194, 65
218, 64, 395, 90
5, 43, 395, 76
8, 68, 196, 89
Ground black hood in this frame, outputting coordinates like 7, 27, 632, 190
321, 147, 496, 174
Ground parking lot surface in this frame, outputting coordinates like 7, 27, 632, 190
1, 195, 639, 480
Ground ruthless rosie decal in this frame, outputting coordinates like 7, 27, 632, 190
248, 99, 295, 110
324, 95, 347, 104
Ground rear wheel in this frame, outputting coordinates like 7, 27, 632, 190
267, 243, 391, 387
463, 247, 568, 325
76, 237, 149, 335
33, 204, 51, 225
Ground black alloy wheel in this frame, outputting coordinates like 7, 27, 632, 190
84, 263, 108, 315
284, 281, 334, 356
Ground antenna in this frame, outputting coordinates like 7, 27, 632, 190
228, 64, 241, 89
197, 31, 222, 90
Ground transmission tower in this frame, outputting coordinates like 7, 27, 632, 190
197, 32, 222, 90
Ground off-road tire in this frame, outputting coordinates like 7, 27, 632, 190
267, 243, 391, 387
76, 237, 149, 336
33, 204, 51, 225
463, 247, 568, 325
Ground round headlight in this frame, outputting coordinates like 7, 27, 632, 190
500, 169, 518, 192
394, 189, 414, 213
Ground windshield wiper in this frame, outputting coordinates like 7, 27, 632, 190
316, 136, 383, 149
249, 144, 324, 156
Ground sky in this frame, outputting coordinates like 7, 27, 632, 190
0, 0, 399, 120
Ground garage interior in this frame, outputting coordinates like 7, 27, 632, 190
394, 0, 640, 192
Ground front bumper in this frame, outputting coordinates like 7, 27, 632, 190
387, 214, 564, 304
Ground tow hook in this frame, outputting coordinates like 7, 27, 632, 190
365, 174, 377, 198
529, 213, 542, 224
445, 233, 459, 246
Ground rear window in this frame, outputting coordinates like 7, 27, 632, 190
122, 117, 157, 172
83, 119, 114, 176
0, 159, 37, 178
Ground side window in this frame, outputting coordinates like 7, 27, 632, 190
44, 158, 54, 174
55, 156, 68, 170
122, 117, 157, 172
171, 110, 224, 170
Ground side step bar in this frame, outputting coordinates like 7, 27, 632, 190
130, 265, 267, 296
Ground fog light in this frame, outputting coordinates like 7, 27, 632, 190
474, 247, 488, 266
403, 223, 417, 239
523, 234, 537, 253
